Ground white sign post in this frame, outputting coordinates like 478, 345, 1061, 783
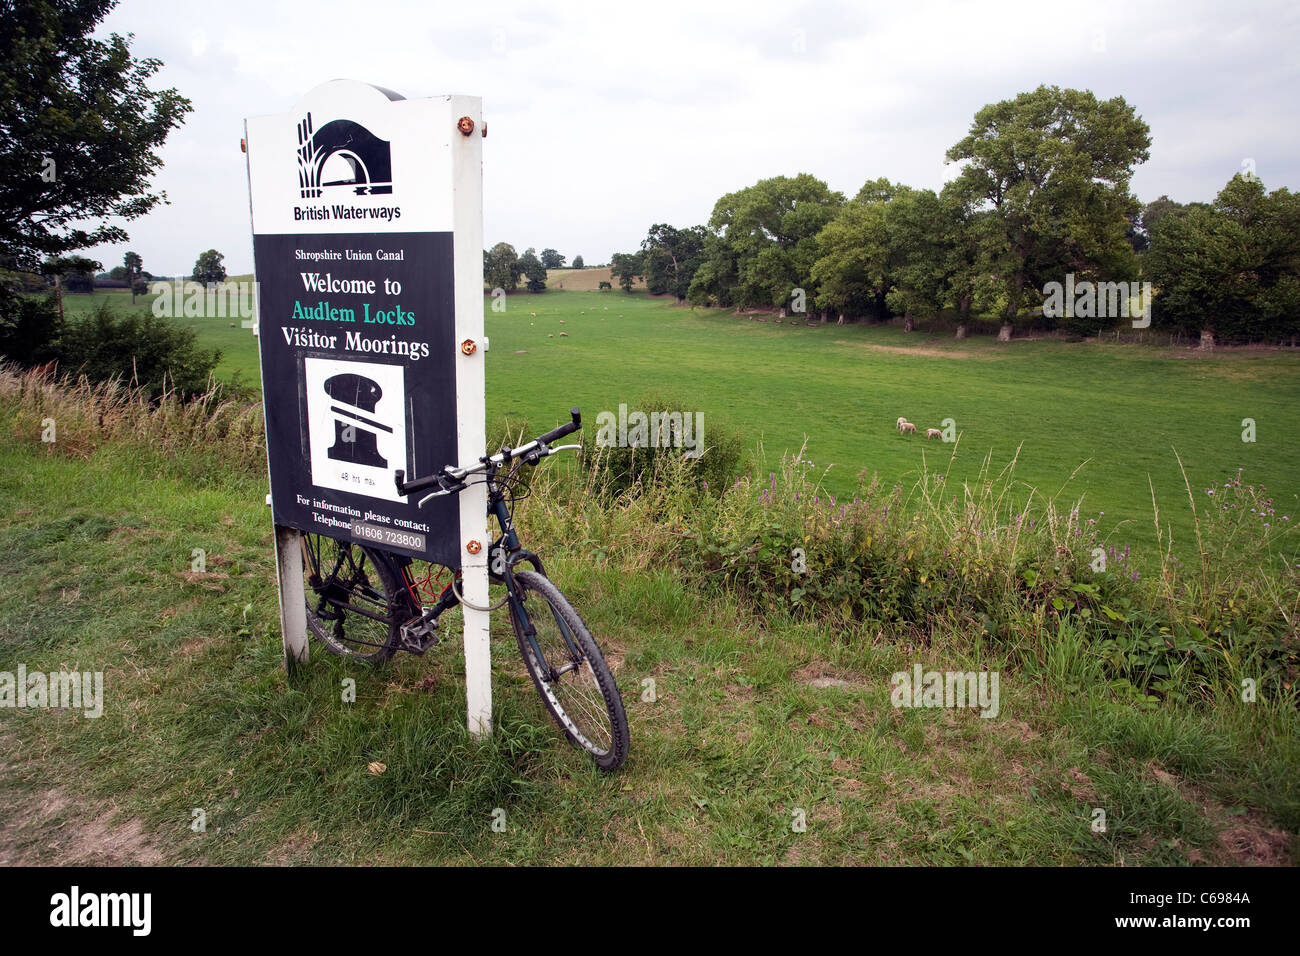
244, 81, 491, 735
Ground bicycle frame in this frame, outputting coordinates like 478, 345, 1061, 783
380, 457, 586, 675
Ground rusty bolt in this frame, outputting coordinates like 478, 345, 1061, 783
460, 338, 477, 355
481, 122, 487, 138
457, 116, 475, 136
466, 540, 482, 555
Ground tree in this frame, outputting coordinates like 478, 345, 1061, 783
1147, 175, 1300, 347
883, 187, 949, 328
192, 249, 226, 287
809, 198, 891, 320
539, 248, 565, 270
484, 242, 521, 292
42, 254, 99, 294
123, 250, 143, 302
572, 255, 585, 269
1141, 195, 1186, 235
610, 251, 643, 293
686, 233, 739, 307
57, 300, 220, 399
0, 289, 64, 365
693, 174, 845, 310
0, 0, 192, 264
946, 86, 1151, 337
937, 184, 1000, 336
640, 223, 707, 303
519, 247, 547, 293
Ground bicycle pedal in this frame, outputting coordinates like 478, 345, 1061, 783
399, 612, 439, 655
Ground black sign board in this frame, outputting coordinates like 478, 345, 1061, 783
253, 231, 460, 565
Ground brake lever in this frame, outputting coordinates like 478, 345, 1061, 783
416, 476, 468, 508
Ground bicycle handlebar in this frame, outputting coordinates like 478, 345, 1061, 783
536, 407, 581, 446
394, 407, 582, 499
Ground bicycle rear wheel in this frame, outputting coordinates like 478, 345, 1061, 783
508, 569, 629, 772
300, 533, 402, 663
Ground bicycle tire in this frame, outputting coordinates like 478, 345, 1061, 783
300, 533, 403, 664
508, 569, 629, 772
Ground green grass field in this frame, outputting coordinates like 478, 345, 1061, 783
61, 284, 1300, 559
1, 438, 1295, 865
3, 287, 1297, 865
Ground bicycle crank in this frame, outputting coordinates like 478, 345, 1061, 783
399, 608, 440, 654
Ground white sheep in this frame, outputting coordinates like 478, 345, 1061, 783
926, 428, 943, 440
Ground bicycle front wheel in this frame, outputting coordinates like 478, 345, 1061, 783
300, 533, 402, 664
508, 569, 629, 772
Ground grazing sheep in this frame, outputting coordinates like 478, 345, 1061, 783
548, 333, 554, 338
926, 428, 942, 440
559, 331, 568, 337
899, 421, 918, 435
896, 416, 908, 429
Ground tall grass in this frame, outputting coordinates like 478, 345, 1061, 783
515, 433, 1299, 706
8, 365, 1296, 706
0, 362, 264, 468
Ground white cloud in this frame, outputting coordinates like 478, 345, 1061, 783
85, 0, 1300, 276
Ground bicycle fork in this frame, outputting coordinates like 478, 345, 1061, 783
490, 484, 584, 679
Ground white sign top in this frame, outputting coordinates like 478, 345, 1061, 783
245, 80, 461, 235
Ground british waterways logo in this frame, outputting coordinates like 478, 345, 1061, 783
297, 112, 393, 199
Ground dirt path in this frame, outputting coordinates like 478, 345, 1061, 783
0, 735, 166, 866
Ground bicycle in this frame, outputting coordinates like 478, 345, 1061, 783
297, 408, 630, 773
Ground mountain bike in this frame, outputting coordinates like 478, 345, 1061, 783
297, 408, 630, 773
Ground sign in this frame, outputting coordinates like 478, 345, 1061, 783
245, 81, 482, 568
244, 81, 493, 734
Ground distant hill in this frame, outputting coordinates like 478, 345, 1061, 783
544, 267, 644, 292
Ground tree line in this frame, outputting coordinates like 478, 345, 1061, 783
483, 245, 585, 293
608, 86, 1300, 346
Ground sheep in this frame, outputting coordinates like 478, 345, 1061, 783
926, 428, 943, 440
896, 416, 908, 430
899, 421, 918, 435
547, 333, 554, 338
559, 331, 568, 337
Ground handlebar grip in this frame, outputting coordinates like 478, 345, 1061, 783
395, 469, 443, 496
536, 407, 581, 446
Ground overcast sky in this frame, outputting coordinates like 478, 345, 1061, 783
89, 0, 1299, 277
